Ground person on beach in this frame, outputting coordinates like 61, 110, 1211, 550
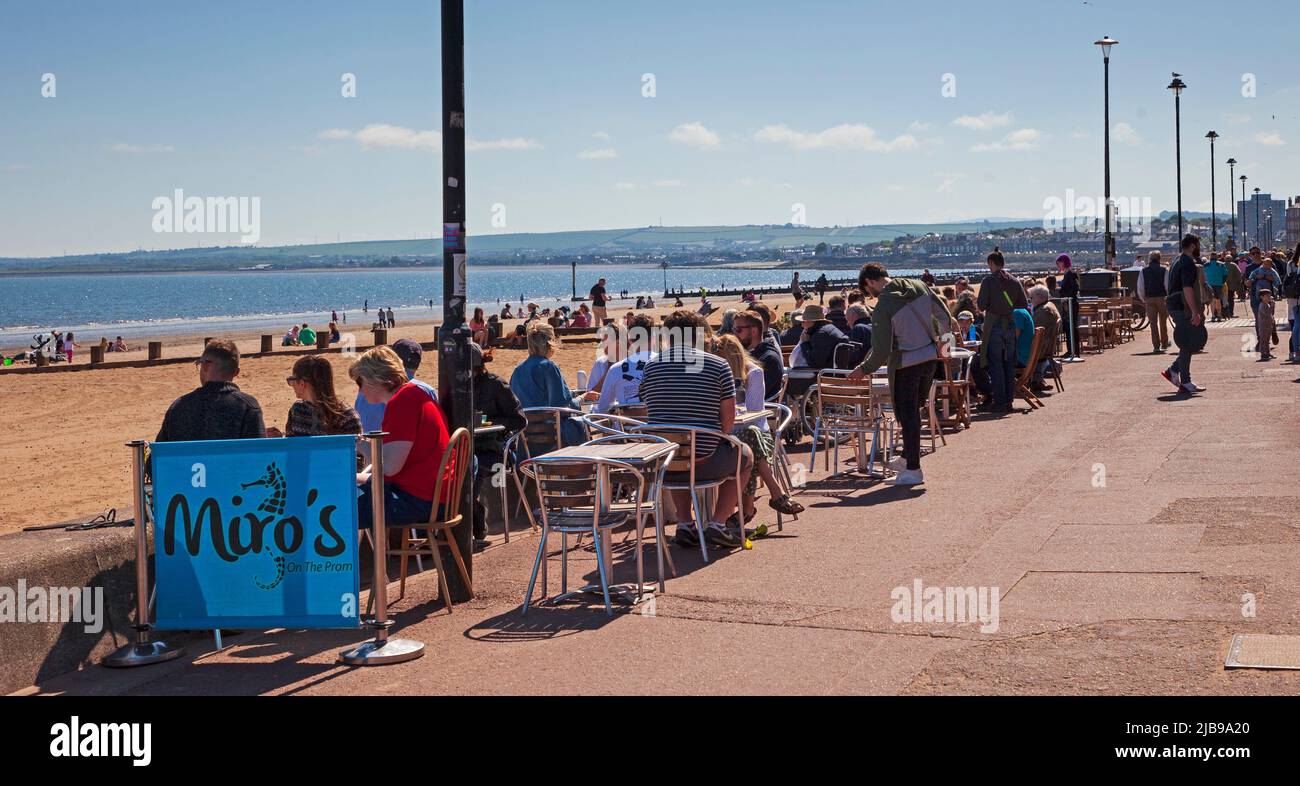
387, 307, 396, 327
921, 269, 936, 287
589, 277, 609, 325
977, 248, 1029, 414
327, 322, 340, 344
298, 323, 317, 346
470, 307, 489, 346
1161, 234, 1208, 395
1256, 289, 1279, 361
815, 273, 829, 304
364, 300, 368, 313
848, 263, 956, 486
710, 334, 803, 519
332, 310, 339, 324
155, 339, 265, 444
510, 323, 586, 449
62, 332, 77, 363
112, 336, 126, 352
1136, 251, 1170, 353
266, 355, 361, 438
282, 325, 299, 346
349, 346, 452, 532
378, 309, 388, 329
569, 304, 591, 328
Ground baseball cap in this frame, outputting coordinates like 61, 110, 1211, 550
391, 338, 423, 369
957, 310, 974, 321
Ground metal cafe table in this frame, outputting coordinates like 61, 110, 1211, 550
532, 440, 677, 606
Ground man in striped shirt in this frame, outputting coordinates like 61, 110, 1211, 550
639, 310, 753, 549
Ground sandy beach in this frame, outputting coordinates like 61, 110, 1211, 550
0, 290, 818, 533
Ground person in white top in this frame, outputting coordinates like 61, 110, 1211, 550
587, 324, 621, 394
711, 335, 803, 520
595, 315, 656, 413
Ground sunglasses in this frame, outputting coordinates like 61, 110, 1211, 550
286, 376, 301, 385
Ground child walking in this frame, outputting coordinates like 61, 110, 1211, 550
1257, 289, 1279, 361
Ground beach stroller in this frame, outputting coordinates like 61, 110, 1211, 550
30, 332, 66, 364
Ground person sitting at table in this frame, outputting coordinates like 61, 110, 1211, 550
349, 346, 452, 531
1013, 304, 1036, 376
733, 310, 784, 400
587, 324, 623, 395
1028, 285, 1060, 394
786, 304, 849, 399
510, 322, 585, 448
956, 310, 979, 343
845, 303, 873, 367
711, 334, 802, 518
779, 307, 806, 346
470, 342, 525, 547
640, 310, 754, 549
155, 339, 265, 444
266, 355, 361, 438
825, 295, 850, 334
595, 314, 658, 413
354, 338, 437, 435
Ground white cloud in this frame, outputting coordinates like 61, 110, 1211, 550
909, 121, 933, 132
107, 143, 174, 154
592, 131, 612, 141
935, 172, 964, 193
1112, 122, 1142, 146
316, 124, 540, 153
1254, 132, 1285, 146
970, 128, 1041, 153
614, 182, 639, 190
1225, 113, 1251, 125
578, 148, 618, 159
653, 179, 686, 188
952, 111, 1013, 130
752, 123, 919, 153
668, 121, 721, 150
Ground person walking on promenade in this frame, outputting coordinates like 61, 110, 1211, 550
1161, 234, 1208, 395
1246, 256, 1282, 330
1256, 289, 1279, 361
977, 248, 1029, 414
1055, 253, 1081, 358
1224, 253, 1242, 318
1204, 253, 1227, 322
1285, 243, 1300, 361
848, 262, 955, 485
1136, 251, 1170, 353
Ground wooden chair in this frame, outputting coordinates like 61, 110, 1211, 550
389, 427, 474, 613
930, 352, 972, 432
1014, 327, 1046, 409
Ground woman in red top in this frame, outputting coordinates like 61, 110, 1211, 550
348, 345, 452, 530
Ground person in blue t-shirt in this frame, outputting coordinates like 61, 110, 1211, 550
354, 338, 437, 433
1013, 307, 1036, 369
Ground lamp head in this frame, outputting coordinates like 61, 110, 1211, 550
1205, 131, 1219, 141
1167, 73, 1186, 95
1094, 36, 1118, 58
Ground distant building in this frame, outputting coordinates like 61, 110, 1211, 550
1285, 197, 1300, 249
1238, 191, 1287, 248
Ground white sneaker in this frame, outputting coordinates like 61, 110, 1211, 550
888, 456, 908, 472
887, 468, 924, 486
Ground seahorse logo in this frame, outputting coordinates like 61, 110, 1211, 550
241, 462, 288, 589
241, 462, 286, 516
254, 550, 286, 590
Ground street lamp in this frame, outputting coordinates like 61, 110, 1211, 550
1254, 186, 1261, 249
1240, 174, 1248, 246
1206, 132, 1218, 251
1096, 36, 1118, 266
1167, 74, 1187, 238
1226, 157, 1237, 248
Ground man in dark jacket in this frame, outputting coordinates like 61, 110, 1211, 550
845, 303, 873, 367
734, 311, 784, 399
825, 295, 850, 334
796, 304, 848, 370
156, 339, 265, 443
470, 342, 525, 546
977, 249, 1029, 413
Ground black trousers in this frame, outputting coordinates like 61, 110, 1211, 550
892, 360, 937, 471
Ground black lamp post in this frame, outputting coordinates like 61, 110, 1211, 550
1167, 74, 1187, 239
1240, 174, 1248, 246
1254, 186, 1261, 249
1096, 36, 1118, 266
1206, 131, 1218, 251
1226, 157, 1237, 248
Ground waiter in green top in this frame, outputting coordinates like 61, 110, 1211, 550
848, 262, 957, 487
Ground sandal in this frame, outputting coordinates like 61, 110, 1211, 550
768, 495, 803, 515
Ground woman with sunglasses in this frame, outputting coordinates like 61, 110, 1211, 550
265, 355, 361, 438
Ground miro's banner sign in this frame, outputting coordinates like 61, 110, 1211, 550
150, 436, 360, 630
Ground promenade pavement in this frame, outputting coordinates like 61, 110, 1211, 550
24, 313, 1300, 695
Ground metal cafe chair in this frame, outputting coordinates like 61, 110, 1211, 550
809, 370, 887, 477
502, 406, 589, 540
519, 454, 647, 616
363, 427, 474, 616
763, 401, 798, 531
627, 424, 748, 564
580, 411, 647, 437
580, 433, 678, 593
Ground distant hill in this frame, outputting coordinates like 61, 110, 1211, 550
0, 220, 1041, 274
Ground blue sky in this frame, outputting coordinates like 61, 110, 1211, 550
2, 0, 1298, 257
